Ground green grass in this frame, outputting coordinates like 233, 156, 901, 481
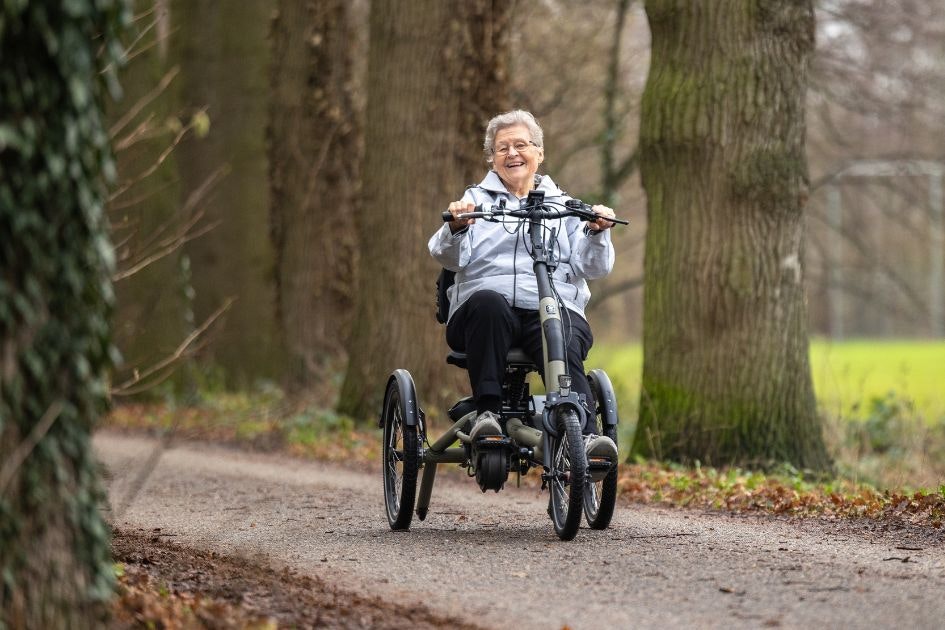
809, 339, 945, 423
589, 339, 945, 424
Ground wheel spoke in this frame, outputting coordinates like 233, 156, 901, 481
381, 374, 420, 531
550, 429, 574, 522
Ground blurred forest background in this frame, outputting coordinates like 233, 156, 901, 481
7, 2, 945, 624
109, 0, 944, 417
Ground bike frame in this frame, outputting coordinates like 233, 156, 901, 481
518, 189, 588, 455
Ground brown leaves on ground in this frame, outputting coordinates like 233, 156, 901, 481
109, 529, 483, 630
616, 462, 945, 528
112, 562, 273, 629
111, 530, 275, 629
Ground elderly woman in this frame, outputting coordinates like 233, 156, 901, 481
428, 110, 618, 460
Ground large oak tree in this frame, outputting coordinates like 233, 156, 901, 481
632, 0, 830, 470
268, 0, 360, 394
172, 0, 285, 386
338, 0, 510, 420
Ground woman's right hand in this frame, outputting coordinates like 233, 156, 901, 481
447, 200, 476, 234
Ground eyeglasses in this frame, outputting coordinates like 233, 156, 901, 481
493, 141, 538, 156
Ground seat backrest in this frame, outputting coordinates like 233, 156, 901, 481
446, 348, 536, 372
435, 268, 455, 324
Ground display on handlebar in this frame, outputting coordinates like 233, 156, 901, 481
440, 199, 629, 225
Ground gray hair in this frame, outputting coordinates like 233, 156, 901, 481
483, 110, 544, 163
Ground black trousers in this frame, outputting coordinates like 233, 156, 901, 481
446, 290, 595, 431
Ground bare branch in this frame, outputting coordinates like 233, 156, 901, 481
111, 164, 230, 281
111, 228, 138, 258
110, 338, 213, 398
611, 148, 639, 187
109, 66, 180, 138
122, 24, 179, 66
108, 110, 206, 201
0, 402, 64, 498
112, 219, 218, 282
600, 0, 632, 205
113, 114, 169, 153
111, 298, 236, 397
808, 207, 929, 314
589, 276, 644, 309
806, 268, 927, 324
108, 176, 178, 212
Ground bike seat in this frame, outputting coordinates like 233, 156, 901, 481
446, 347, 535, 370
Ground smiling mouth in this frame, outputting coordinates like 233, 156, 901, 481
506, 161, 525, 168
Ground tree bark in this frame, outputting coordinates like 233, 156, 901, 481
172, 0, 285, 387
600, 0, 634, 207
632, 0, 831, 471
268, 0, 360, 395
0, 3, 125, 627
337, 0, 511, 421
455, 0, 513, 184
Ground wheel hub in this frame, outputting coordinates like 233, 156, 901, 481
475, 449, 510, 493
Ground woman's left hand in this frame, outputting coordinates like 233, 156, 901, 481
587, 205, 616, 231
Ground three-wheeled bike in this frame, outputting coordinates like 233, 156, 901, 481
380, 190, 627, 540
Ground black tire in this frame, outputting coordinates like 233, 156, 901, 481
548, 408, 587, 541
584, 370, 619, 530
382, 374, 419, 530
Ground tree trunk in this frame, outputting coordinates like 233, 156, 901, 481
631, 0, 830, 471
337, 0, 511, 422
172, 0, 285, 387
267, 0, 359, 395
600, 0, 635, 207
455, 0, 513, 184
0, 3, 125, 627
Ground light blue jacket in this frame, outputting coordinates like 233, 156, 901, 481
428, 171, 615, 322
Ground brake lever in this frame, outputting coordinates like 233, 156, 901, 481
563, 200, 629, 226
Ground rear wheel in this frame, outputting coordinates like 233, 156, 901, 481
382, 374, 419, 530
584, 370, 619, 530
548, 408, 587, 541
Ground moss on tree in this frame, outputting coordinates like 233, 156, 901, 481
0, 1, 128, 627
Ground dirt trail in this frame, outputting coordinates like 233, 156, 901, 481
95, 431, 945, 629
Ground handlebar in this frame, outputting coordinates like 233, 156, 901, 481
441, 200, 629, 226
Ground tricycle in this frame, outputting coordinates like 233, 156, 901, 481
380, 190, 628, 540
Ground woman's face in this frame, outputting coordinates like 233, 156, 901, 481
492, 124, 543, 195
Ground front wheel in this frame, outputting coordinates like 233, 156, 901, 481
382, 372, 420, 530
548, 408, 587, 541
584, 370, 619, 530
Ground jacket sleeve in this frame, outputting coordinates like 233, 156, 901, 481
568, 221, 615, 280
427, 190, 476, 271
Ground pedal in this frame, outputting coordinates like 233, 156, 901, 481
474, 435, 512, 450
586, 456, 615, 483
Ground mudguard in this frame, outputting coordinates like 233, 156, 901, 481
588, 369, 619, 427
541, 391, 587, 438
378, 368, 423, 430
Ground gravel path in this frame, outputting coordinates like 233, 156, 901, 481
95, 431, 945, 629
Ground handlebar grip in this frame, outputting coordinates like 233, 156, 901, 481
442, 204, 485, 222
